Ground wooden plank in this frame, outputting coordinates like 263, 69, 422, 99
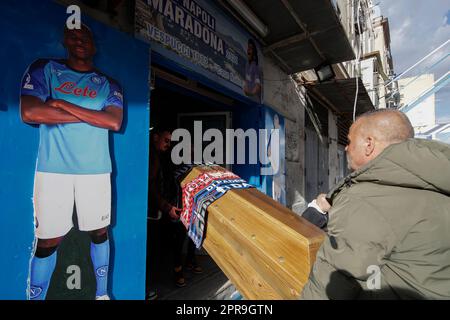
205, 224, 282, 300
206, 202, 311, 298
181, 166, 326, 299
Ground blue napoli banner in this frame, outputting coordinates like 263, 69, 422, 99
135, 0, 264, 104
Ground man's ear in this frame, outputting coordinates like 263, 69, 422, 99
365, 136, 375, 156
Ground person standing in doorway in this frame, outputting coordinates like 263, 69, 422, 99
148, 127, 202, 295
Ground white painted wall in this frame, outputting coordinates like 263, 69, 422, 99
399, 74, 436, 131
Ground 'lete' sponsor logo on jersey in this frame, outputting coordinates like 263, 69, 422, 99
55, 81, 97, 98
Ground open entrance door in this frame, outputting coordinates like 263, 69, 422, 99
146, 69, 236, 300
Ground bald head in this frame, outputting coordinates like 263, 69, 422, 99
356, 109, 414, 144
346, 109, 414, 171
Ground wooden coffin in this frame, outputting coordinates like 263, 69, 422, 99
181, 166, 326, 300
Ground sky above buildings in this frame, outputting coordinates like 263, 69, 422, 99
378, 0, 450, 123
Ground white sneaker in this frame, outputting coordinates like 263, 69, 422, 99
95, 295, 110, 300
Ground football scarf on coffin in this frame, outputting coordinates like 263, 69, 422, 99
181, 170, 254, 248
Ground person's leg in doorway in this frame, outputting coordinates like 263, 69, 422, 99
171, 221, 186, 287
185, 238, 203, 274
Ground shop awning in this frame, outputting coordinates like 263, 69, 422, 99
228, 0, 355, 74
305, 78, 375, 116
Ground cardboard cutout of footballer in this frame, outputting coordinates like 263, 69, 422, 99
20, 23, 123, 300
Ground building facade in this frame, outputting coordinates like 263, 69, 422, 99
398, 74, 436, 134
295, 0, 397, 206
0, 0, 398, 299
56, 0, 397, 213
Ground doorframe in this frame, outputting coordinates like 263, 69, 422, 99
177, 111, 233, 171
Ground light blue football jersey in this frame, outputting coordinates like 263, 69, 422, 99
21, 59, 123, 174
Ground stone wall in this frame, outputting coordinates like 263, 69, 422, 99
328, 111, 339, 188
263, 58, 307, 214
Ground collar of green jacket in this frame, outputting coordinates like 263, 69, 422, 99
327, 138, 450, 203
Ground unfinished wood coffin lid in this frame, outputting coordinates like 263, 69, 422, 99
181, 166, 326, 300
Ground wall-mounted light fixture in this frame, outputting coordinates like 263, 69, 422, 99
314, 63, 336, 83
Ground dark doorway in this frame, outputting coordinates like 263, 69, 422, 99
146, 72, 236, 300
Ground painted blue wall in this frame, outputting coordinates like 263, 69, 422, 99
0, 0, 150, 299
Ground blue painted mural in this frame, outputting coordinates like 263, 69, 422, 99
0, 0, 150, 299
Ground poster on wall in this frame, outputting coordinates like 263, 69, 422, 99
0, 0, 150, 300
261, 107, 286, 205
135, 0, 264, 104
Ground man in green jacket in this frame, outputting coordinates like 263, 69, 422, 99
301, 109, 450, 299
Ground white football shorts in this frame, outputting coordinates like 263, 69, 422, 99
33, 172, 111, 239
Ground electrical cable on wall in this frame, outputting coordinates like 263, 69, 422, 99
353, 0, 362, 122
263, 78, 293, 82
290, 76, 325, 144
